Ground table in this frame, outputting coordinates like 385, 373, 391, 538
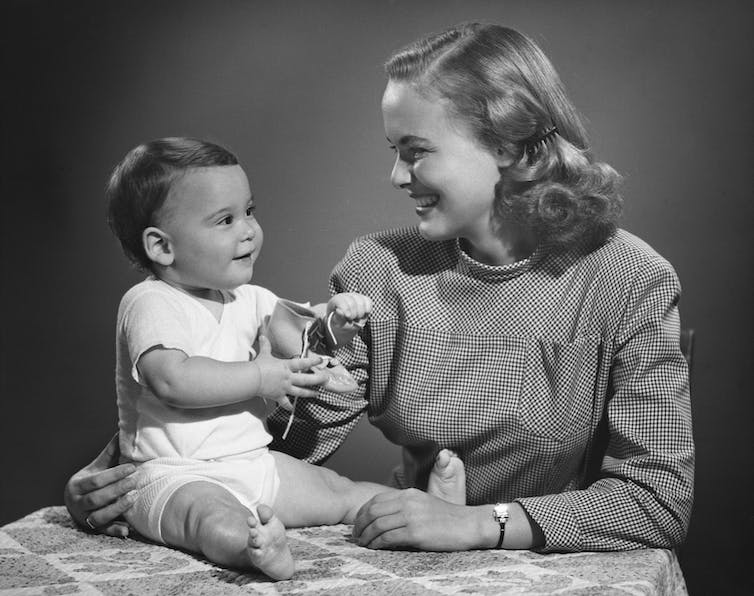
1, 507, 687, 595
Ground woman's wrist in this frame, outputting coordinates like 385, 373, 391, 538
470, 504, 502, 549
470, 502, 545, 550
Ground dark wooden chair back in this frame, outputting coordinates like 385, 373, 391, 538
680, 328, 695, 372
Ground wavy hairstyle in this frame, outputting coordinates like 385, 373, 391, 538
385, 23, 622, 250
106, 137, 239, 271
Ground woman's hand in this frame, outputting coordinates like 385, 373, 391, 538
63, 433, 138, 537
327, 292, 372, 346
328, 292, 373, 325
353, 490, 544, 551
351, 489, 491, 551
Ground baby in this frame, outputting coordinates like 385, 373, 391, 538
106, 137, 465, 580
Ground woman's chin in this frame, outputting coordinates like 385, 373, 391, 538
417, 222, 454, 243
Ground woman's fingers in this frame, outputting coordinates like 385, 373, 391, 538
65, 466, 138, 535
63, 435, 136, 536
354, 512, 408, 548
334, 294, 359, 320
75, 463, 136, 495
352, 492, 404, 536
361, 525, 412, 550
83, 490, 138, 531
78, 471, 137, 511
99, 520, 131, 539
352, 489, 467, 551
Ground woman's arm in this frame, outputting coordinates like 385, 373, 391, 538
63, 433, 137, 537
269, 240, 371, 461
517, 257, 694, 552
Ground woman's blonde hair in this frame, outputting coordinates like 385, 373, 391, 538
386, 23, 622, 250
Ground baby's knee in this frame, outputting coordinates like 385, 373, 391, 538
164, 482, 250, 548
195, 506, 249, 548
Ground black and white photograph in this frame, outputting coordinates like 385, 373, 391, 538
2, 1, 751, 594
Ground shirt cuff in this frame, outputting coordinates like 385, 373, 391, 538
516, 493, 582, 553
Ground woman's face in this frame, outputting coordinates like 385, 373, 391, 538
381, 80, 506, 246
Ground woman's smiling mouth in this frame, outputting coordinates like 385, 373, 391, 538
411, 194, 439, 212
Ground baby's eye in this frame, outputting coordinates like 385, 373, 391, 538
220, 215, 233, 225
245, 205, 256, 217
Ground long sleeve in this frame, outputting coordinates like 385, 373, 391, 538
517, 256, 695, 551
268, 241, 370, 462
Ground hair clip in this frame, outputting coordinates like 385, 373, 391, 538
525, 125, 558, 163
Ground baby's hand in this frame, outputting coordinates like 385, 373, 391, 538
253, 336, 327, 410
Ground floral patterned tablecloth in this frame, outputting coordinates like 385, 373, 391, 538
1, 507, 687, 595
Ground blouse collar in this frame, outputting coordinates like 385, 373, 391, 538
454, 238, 545, 282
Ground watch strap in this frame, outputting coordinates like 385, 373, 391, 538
493, 503, 509, 549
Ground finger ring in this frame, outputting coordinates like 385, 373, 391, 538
84, 515, 97, 531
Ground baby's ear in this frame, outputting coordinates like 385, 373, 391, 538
142, 227, 174, 266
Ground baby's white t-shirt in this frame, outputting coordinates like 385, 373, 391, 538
116, 278, 279, 462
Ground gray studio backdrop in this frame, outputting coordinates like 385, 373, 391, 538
3, 1, 752, 594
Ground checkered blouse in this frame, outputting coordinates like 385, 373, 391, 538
269, 227, 694, 552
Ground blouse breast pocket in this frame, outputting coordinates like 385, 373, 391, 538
517, 334, 602, 441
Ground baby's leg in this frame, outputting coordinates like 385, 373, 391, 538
427, 449, 466, 505
160, 480, 294, 580
270, 451, 395, 527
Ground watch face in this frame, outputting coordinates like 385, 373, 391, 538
494, 503, 509, 522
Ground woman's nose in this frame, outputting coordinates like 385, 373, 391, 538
390, 156, 411, 189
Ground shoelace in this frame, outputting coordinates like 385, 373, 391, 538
282, 320, 313, 440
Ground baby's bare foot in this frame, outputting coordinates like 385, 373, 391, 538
427, 449, 466, 505
246, 505, 294, 581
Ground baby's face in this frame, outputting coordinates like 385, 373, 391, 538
157, 165, 263, 291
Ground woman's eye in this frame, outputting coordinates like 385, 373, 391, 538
401, 147, 427, 162
390, 144, 429, 163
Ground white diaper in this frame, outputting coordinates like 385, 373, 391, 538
124, 449, 279, 544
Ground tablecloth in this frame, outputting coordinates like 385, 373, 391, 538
0, 506, 688, 595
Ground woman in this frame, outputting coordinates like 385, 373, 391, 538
66, 23, 694, 552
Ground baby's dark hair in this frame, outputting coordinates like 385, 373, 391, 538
106, 137, 239, 270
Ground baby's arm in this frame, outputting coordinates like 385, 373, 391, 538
137, 336, 327, 410
324, 292, 373, 348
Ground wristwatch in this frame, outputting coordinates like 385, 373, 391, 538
492, 503, 510, 549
